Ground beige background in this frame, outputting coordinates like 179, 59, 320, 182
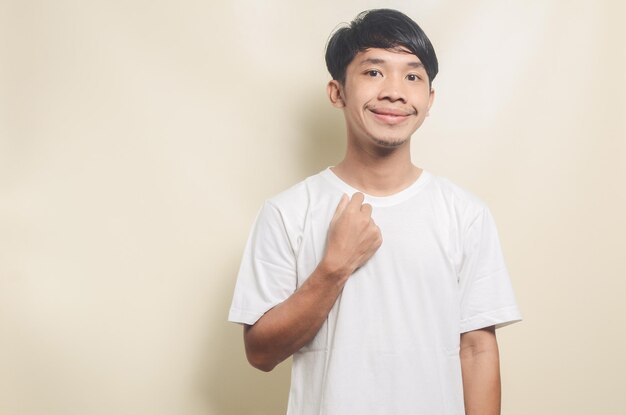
1, 0, 625, 414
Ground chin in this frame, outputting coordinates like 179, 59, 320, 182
371, 136, 410, 148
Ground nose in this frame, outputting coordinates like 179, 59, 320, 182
378, 75, 407, 103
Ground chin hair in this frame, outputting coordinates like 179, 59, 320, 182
371, 136, 410, 148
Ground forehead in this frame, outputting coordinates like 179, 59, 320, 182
350, 47, 423, 68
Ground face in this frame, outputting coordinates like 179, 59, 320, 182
328, 47, 435, 149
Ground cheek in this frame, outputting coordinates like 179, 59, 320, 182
414, 94, 433, 112
345, 81, 376, 102
345, 93, 370, 117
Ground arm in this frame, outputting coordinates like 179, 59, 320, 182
460, 326, 501, 415
244, 192, 382, 372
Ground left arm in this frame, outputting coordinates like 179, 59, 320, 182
460, 325, 501, 415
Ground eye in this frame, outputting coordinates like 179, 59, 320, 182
406, 74, 421, 82
366, 69, 382, 77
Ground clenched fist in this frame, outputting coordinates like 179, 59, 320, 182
322, 192, 383, 280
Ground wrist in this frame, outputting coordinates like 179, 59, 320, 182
316, 256, 352, 286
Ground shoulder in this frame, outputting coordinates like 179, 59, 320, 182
424, 172, 490, 228
259, 169, 339, 230
265, 170, 328, 211
250, 170, 340, 255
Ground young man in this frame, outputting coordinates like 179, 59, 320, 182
229, 9, 521, 415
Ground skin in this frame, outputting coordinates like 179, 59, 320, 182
461, 326, 501, 415
244, 47, 502, 414
327, 47, 434, 194
243, 191, 382, 371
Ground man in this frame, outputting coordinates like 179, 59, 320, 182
229, 8, 521, 415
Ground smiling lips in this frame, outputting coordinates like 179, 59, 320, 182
368, 107, 416, 125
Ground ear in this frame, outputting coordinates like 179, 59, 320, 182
327, 80, 345, 108
426, 88, 435, 116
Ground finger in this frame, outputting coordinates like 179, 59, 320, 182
360, 202, 372, 216
332, 194, 349, 219
372, 223, 383, 247
375, 230, 383, 248
348, 192, 365, 210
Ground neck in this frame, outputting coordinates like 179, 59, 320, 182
332, 140, 421, 196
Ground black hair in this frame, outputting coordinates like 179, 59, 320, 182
325, 9, 438, 86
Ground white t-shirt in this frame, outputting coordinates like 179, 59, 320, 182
229, 168, 521, 415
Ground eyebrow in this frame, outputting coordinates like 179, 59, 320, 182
359, 58, 425, 69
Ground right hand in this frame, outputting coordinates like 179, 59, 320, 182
322, 192, 383, 279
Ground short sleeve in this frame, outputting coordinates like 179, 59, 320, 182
228, 202, 298, 325
458, 206, 522, 333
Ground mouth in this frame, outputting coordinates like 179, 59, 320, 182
367, 107, 417, 125
368, 107, 416, 125
368, 107, 415, 117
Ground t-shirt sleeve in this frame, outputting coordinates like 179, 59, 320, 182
458, 206, 522, 333
228, 201, 298, 325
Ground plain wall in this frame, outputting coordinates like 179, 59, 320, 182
1, 1, 625, 414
